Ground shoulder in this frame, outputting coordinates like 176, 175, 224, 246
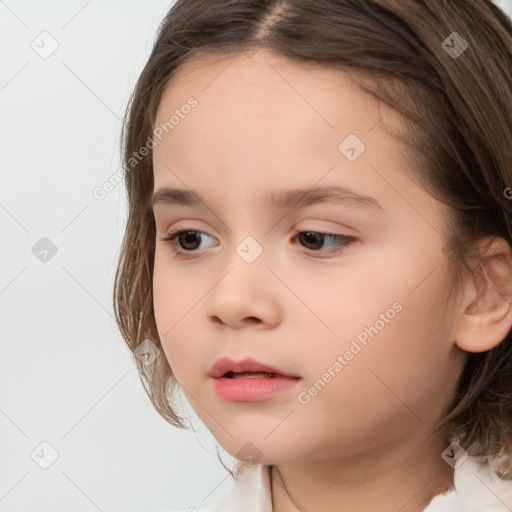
168, 463, 273, 512
424, 455, 512, 511
168, 456, 512, 511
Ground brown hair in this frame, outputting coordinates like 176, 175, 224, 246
113, 0, 512, 475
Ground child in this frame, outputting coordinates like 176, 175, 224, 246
113, 1, 512, 510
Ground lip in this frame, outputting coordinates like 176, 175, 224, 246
207, 356, 300, 379
208, 356, 301, 402
211, 375, 300, 402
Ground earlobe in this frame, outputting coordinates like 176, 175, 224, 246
454, 236, 512, 353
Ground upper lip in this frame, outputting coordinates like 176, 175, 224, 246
207, 356, 300, 378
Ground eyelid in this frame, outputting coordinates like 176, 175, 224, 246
295, 220, 358, 236
159, 218, 216, 235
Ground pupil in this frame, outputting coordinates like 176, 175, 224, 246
181, 231, 200, 250
300, 232, 322, 250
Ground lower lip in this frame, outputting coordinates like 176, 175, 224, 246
211, 375, 301, 402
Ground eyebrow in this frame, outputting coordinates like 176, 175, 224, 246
151, 185, 383, 212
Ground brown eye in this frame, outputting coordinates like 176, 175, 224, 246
159, 229, 216, 255
173, 231, 201, 251
158, 229, 356, 259
296, 231, 355, 255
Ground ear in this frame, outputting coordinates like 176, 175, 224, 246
454, 236, 512, 353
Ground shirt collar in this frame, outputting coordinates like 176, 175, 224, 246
204, 455, 512, 511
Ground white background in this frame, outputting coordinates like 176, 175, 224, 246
1, 1, 511, 511
0, 2, 236, 511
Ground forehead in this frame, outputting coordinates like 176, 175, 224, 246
154, 49, 382, 132
151, 50, 414, 211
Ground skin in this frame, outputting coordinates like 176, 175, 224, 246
150, 49, 512, 511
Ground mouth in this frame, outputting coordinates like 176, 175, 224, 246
207, 356, 300, 379
207, 357, 301, 401
223, 371, 280, 379
210, 371, 301, 402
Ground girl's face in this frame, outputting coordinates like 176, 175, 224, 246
151, 50, 466, 464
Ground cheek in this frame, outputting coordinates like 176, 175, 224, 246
153, 250, 203, 330
277, 248, 404, 343
353, 283, 450, 407
152, 253, 202, 380
291, 247, 453, 406
291, 299, 452, 456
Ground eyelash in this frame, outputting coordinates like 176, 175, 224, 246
158, 228, 356, 258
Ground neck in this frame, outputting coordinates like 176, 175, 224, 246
270, 430, 455, 512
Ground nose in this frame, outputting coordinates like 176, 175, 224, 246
204, 250, 281, 329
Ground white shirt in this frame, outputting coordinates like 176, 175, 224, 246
171, 456, 512, 511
